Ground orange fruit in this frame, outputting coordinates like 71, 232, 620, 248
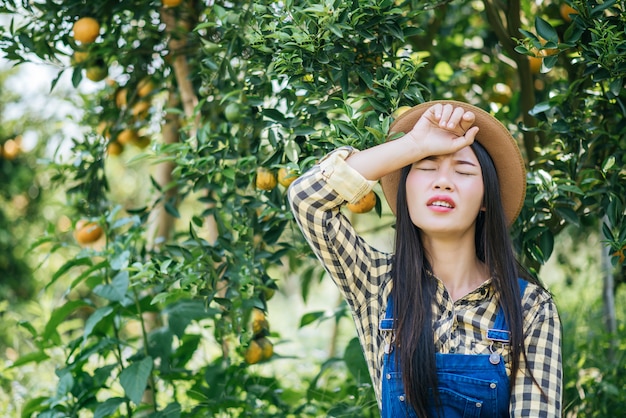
392, 105, 412, 119
255, 167, 277, 191
251, 308, 269, 336
74, 220, 103, 244
277, 167, 299, 187
116, 129, 139, 145
131, 100, 151, 118
137, 78, 155, 97
115, 88, 128, 108
73, 17, 100, 44
560, 4, 578, 22
257, 337, 274, 360
347, 190, 377, 214
163, 0, 183, 7
107, 141, 124, 156
244, 339, 263, 364
71, 50, 90, 65
1, 138, 20, 160
96, 121, 111, 138
85, 64, 108, 82
528, 55, 543, 75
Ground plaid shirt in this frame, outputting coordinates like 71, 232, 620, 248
288, 147, 563, 417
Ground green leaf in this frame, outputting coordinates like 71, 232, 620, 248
152, 402, 182, 418
93, 271, 130, 302
83, 306, 114, 342
343, 337, 369, 385
43, 300, 90, 343
555, 207, 580, 227
535, 16, 558, 43
529, 101, 552, 116
69, 260, 109, 290
164, 201, 181, 218
165, 300, 219, 338
590, 0, 617, 17
56, 369, 74, 397
602, 155, 616, 172
284, 139, 301, 163
299, 311, 325, 328
538, 230, 555, 262
8, 351, 49, 368
94, 397, 125, 418
19, 396, 49, 418
120, 357, 153, 406
47, 257, 94, 290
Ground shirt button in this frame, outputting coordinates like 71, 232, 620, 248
449, 347, 456, 353
398, 395, 405, 402
490, 383, 497, 389
386, 373, 391, 380
476, 402, 482, 408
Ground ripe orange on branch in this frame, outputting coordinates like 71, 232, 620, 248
73, 17, 100, 44
528, 55, 543, 74
244, 337, 274, 364
251, 308, 269, 336
116, 129, 139, 145
277, 167, 299, 188
163, 0, 183, 7
137, 78, 156, 97
347, 190, 377, 214
255, 167, 277, 191
392, 105, 412, 119
107, 141, 124, 156
560, 4, 578, 22
74, 220, 103, 245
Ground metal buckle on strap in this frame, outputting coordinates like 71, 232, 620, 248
379, 318, 395, 332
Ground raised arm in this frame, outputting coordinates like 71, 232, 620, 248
346, 103, 479, 180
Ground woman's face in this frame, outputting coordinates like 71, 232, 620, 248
405, 146, 484, 237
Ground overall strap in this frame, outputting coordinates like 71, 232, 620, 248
379, 295, 395, 331
487, 278, 529, 342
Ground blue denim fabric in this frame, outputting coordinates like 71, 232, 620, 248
380, 280, 528, 418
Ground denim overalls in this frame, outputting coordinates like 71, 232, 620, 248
380, 279, 528, 418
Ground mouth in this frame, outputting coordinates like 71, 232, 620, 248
427, 196, 456, 209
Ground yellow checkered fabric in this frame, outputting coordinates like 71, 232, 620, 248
288, 147, 562, 416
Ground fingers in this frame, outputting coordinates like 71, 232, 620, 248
429, 103, 476, 134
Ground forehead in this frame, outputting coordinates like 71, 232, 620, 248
421, 145, 479, 163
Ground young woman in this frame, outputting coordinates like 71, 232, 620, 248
288, 101, 562, 417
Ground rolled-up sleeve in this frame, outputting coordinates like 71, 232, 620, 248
287, 147, 390, 310
512, 296, 562, 417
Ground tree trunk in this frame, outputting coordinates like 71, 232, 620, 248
601, 217, 618, 361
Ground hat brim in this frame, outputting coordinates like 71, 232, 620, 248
380, 100, 526, 225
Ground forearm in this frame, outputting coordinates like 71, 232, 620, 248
345, 134, 423, 181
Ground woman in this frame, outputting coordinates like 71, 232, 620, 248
288, 101, 563, 417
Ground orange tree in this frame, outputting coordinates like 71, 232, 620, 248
0, 0, 424, 416
1, 0, 625, 416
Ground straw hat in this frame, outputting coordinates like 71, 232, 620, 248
380, 100, 526, 225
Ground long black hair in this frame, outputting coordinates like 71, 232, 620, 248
390, 141, 533, 416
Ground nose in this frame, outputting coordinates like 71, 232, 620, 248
433, 169, 454, 191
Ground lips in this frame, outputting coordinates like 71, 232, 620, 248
426, 195, 456, 209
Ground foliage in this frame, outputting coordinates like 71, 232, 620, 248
512, 0, 626, 273
0, 0, 625, 417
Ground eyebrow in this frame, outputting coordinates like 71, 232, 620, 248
421, 155, 479, 167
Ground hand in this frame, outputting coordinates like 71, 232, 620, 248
405, 103, 479, 157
